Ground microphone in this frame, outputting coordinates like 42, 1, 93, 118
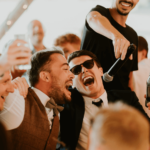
103, 44, 136, 82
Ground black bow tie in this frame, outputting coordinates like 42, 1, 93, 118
92, 99, 103, 107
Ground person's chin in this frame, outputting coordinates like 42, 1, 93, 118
66, 93, 72, 101
64, 90, 72, 102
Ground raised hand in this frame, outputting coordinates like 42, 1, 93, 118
12, 77, 29, 98
0, 39, 31, 74
112, 34, 132, 60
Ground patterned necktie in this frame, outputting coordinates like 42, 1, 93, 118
46, 98, 64, 116
92, 99, 103, 107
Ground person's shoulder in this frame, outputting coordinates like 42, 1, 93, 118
92, 5, 106, 10
107, 90, 139, 107
90, 5, 109, 16
69, 88, 84, 106
108, 90, 136, 99
126, 24, 138, 36
108, 89, 135, 94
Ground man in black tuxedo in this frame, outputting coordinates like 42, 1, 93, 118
60, 50, 149, 150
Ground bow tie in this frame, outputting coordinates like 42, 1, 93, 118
92, 99, 103, 107
46, 98, 64, 116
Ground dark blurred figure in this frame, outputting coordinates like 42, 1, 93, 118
27, 20, 46, 54
133, 36, 150, 117
0, 123, 11, 150
137, 36, 149, 63
88, 103, 150, 150
54, 33, 81, 59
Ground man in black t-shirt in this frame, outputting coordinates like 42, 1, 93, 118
81, 0, 139, 91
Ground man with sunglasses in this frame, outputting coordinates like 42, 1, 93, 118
60, 50, 149, 150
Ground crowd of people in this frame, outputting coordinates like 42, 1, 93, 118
0, 0, 150, 150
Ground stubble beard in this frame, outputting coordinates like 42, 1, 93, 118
48, 83, 71, 105
117, 8, 129, 16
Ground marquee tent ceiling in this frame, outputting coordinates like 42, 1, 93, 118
0, 0, 150, 56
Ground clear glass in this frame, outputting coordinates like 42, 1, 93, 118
16, 43, 31, 70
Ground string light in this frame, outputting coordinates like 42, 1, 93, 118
23, 4, 28, 9
0, 0, 33, 40
7, 20, 12, 26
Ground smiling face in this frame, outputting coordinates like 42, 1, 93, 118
47, 53, 74, 104
0, 71, 14, 111
113, 0, 139, 16
69, 55, 105, 99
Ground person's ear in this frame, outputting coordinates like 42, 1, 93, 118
142, 49, 147, 58
98, 67, 103, 76
39, 71, 50, 82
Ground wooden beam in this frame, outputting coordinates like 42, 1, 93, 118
0, 0, 33, 40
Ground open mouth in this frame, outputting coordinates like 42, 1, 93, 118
83, 76, 94, 86
120, 1, 133, 7
65, 82, 73, 91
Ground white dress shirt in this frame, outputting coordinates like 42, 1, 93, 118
0, 89, 25, 130
32, 88, 55, 129
76, 91, 108, 150
0, 87, 55, 130
133, 59, 150, 117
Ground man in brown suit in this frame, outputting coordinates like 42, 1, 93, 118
1, 48, 74, 150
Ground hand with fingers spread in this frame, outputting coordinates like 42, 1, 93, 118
0, 39, 32, 75
113, 34, 131, 60
12, 77, 29, 98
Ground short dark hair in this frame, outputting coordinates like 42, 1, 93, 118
28, 48, 64, 86
138, 36, 149, 57
67, 50, 101, 67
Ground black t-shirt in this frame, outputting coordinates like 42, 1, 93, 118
81, 5, 138, 91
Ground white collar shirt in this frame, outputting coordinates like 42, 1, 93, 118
76, 91, 108, 150
32, 88, 61, 149
32, 87, 54, 129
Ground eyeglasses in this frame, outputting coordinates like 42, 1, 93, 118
70, 59, 94, 75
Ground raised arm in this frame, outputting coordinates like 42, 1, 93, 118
86, 11, 131, 60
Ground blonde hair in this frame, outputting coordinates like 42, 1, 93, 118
89, 102, 150, 150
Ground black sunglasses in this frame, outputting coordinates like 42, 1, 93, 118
70, 59, 94, 75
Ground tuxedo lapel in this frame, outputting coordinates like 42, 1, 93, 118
60, 88, 85, 150
107, 91, 117, 103
107, 90, 128, 103
70, 89, 85, 147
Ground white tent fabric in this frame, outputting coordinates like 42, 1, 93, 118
0, 0, 150, 57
